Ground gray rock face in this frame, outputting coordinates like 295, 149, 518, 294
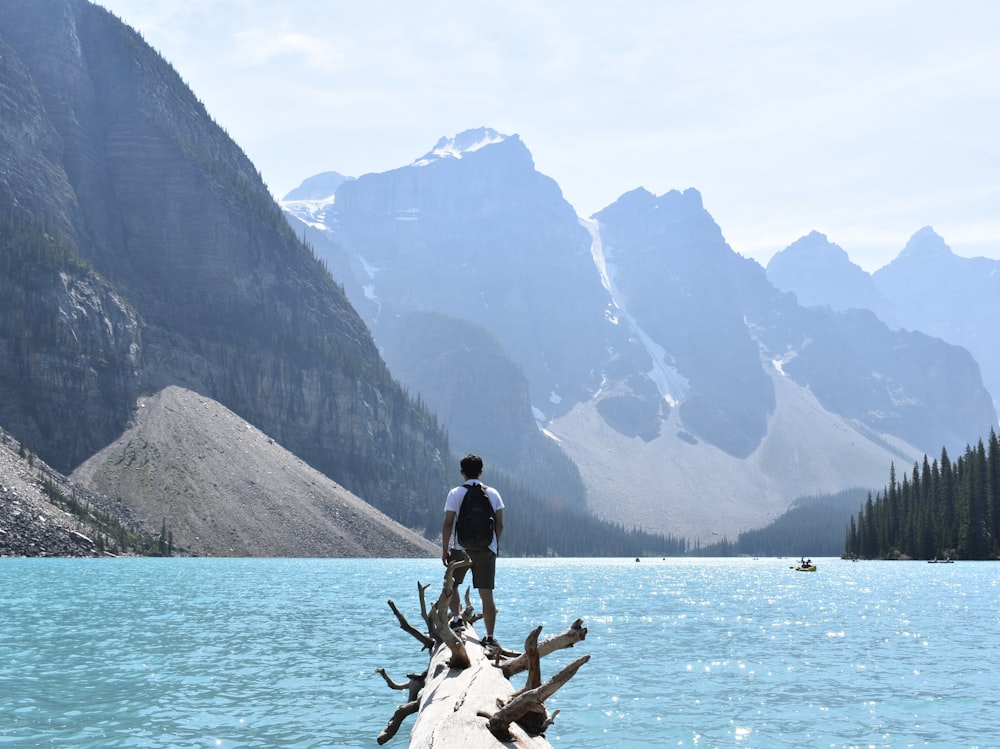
873, 228, 1000, 413
0, 426, 112, 557
767, 226, 1000, 416
0, 1, 449, 534
329, 132, 624, 419
767, 231, 895, 323
594, 187, 776, 457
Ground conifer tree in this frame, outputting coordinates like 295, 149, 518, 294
847, 429, 999, 560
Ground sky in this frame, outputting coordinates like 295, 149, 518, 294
94, 0, 999, 272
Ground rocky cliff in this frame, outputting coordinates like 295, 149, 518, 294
0, 0, 449, 537
767, 228, 1000, 416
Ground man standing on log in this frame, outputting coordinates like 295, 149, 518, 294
442, 453, 505, 648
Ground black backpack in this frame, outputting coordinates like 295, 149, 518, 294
455, 483, 496, 551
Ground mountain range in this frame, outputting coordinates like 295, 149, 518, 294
282, 129, 996, 540
1, 1, 996, 554
767, 228, 1000, 417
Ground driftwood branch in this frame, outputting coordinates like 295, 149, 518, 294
387, 599, 435, 650
524, 626, 542, 691
375, 668, 415, 691
417, 581, 432, 632
428, 557, 472, 668
500, 618, 588, 678
487, 654, 592, 740
377, 699, 419, 745
375, 669, 426, 745
463, 586, 478, 624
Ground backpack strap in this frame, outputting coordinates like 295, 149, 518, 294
463, 482, 492, 505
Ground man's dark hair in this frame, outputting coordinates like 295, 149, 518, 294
460, 454, 484, 478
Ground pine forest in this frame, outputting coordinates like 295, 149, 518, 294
844, 429, 1000, 560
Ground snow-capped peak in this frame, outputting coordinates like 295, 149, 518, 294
411, 127, 508, 166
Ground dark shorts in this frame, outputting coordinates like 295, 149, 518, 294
449, 547, 497, 590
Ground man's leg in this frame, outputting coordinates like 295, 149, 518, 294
478, 587, 497, 637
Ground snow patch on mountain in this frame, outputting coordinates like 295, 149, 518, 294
280, 195, 336, 231
581, 217, 689, 405
412, 127, 508, 166
772, 350, 799, 376
282, 171, 352, 202
358, 256, 381, 307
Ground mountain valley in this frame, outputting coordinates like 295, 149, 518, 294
1, 1, 997, 555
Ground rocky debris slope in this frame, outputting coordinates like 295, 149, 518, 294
71, 386, 439, 558
0, 428, 110, 557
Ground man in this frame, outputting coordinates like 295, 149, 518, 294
441, 453, 505, 648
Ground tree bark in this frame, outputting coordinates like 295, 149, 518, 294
377, 561, 589, 747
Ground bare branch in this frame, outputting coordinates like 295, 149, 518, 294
417, 581, 432, 631
430, 557, 472, 669
500, 619, 588, 678
462, 586, 478, 623
374, 668, 410, 691
444, 555, 471, 597
488, 655, 591, 740
376, 699, 419, 745
374, 667, 426, 744
523, 626, 542, 691
387, 598, 434, 650
539, 708, 560, 733
375, 668, 425, 699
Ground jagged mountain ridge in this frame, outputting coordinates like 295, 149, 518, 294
284, 130, 997, 540
767, 228, 1000, 414
326, 129, 628, 419
766, 231, 896, 324
0, 0, 450, 546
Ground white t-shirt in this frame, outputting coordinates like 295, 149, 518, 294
445, 479, 505, 553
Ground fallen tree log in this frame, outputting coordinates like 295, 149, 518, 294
377, 557, 589, 747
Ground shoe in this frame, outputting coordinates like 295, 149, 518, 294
449, 617, 464, 631
482, 636, 499, 649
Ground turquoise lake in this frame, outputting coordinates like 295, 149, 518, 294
2, 557, 998, 748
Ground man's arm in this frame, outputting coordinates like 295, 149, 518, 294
442, 510, 456, 565
494, 508, 504, 545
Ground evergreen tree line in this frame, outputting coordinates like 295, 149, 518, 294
693, 489, 870, 558
844, 429, 1000, 560
39, 475, 171, 556
0, 210, 90, 274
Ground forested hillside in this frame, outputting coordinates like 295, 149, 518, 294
845, 429, 1000, 560
691, 489, 870, 558
486, 464, 688, 557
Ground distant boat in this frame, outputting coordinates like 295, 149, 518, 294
928, 558, 955, 564
794, 558, 817, 572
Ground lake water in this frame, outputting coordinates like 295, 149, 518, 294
1, 557, 997, 748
